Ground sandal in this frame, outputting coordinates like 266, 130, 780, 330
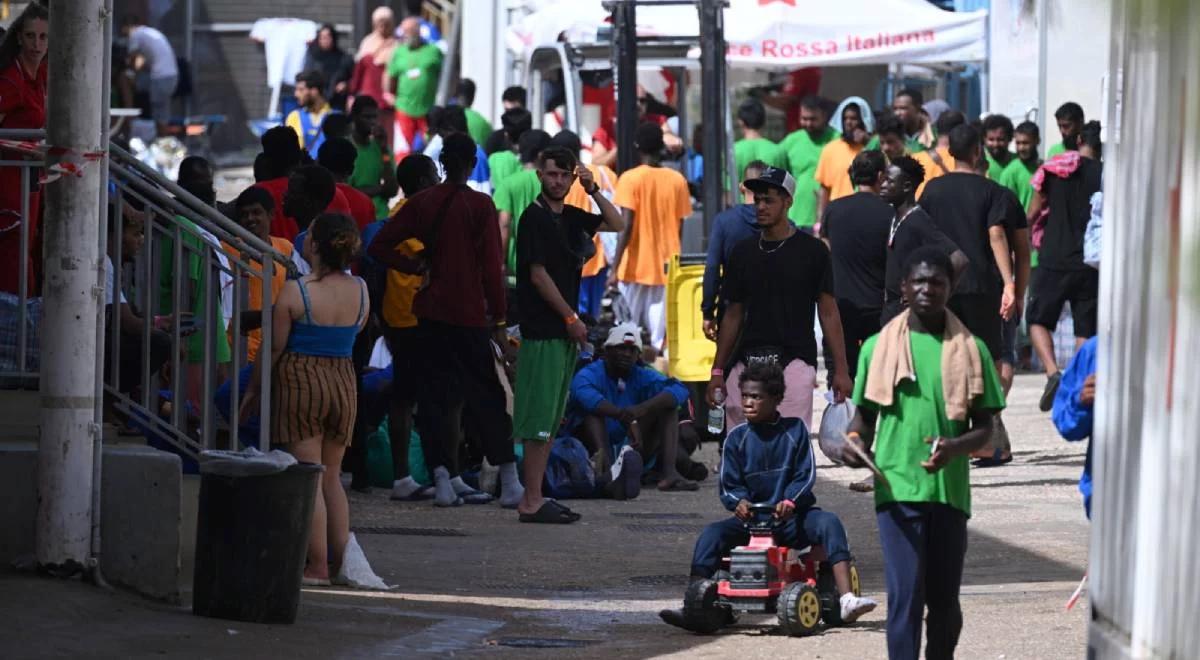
459, 488, 495, 505
972, 449, 1014, 468
658, 477, 699, 492
519, 501, 580, 524
390, 485, 436, 501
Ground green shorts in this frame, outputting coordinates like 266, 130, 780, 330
512, 339, 578, 442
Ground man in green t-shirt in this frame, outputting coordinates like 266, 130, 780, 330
493, 129, 551, 287
1047, 101, 1084, 158
982, 114, 1015, 182
488, 107, 531, 191
998, 121, 1042, 211
844, 246, 1005, 660
454, 78, 493, 147
383, 17, 443, 156
346, 96, 399, 219
779, 96, 837, 229
733, 98, 785, 190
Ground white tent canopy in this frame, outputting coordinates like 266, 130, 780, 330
506, 0, 987, 68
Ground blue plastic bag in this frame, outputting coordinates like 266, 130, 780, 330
544, 436, 596, 500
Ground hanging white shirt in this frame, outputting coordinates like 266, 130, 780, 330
250, 18, 319, 89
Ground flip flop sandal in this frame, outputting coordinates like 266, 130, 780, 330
301, 577, 331, 587
459, 489, 495, 505
546, 499, 582, 520
972, 449, 1014, 468
390, 485, 436, 501
658, 478, 699, 492
518, 501, 579, 524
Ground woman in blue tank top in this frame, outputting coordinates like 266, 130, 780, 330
242, 212, 369, 585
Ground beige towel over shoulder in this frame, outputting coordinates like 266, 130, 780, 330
864, 308, 984, 422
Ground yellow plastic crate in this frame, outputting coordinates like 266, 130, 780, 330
666, 254, 715, 383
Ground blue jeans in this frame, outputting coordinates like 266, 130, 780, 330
578, 267, 607, 318
876, 502, 968, 660
690, 507, 851, 578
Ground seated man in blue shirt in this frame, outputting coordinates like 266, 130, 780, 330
567, 323, 699, 497
1052, 336, 1096, 517
660, 362, 877, 631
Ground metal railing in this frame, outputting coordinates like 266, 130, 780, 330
0, 129, 293, 459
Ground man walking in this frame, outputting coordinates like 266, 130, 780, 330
286, 70, 334, 158
982, 114, 1015, 182
706, 167, 853, 432
780, 95, 836, 231
383, 16, 443, 157
845, 246, 1006, 660
610, 123, 693, 353
1048, 102, 1085, 158
701, 161, 767, 341
512, 146, 625, 523
998, 121, 1042, 211
733, 98, 785, 192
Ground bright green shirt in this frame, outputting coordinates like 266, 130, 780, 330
781, 126, 838, 228
733, 137, 786, 186
464, 107, 493, 147
493, 168, 542, 278
866, 134, 927, 154
985, 152, 1012, 182
488, 150, 522, 193
997, 157, 1040, 212
347, 140, 391, 219
158, 216, 231, 364
387, 43, 443, 117
852, 331, 1006, 517
1047, 141, 1067, 158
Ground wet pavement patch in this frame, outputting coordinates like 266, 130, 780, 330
490, 637, 598, 649
351, 526, 468, 537
610, 512, 702, 520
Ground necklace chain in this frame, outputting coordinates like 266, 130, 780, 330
758, 227, 797, 254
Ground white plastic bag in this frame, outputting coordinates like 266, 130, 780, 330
1083, 191, 1103, 269
333, 533, 392, 590
198, 447, 297, 476
817, 392, 857, 465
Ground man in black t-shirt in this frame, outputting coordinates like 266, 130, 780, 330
706, 167, 852, 431
918, 125, 1027, 359
819, 150, 891, 381
511, 146, 626, 523
880, 155, 967, 326
1026, 122, 1103, 411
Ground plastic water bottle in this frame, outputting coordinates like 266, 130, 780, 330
707, 389, 726, 434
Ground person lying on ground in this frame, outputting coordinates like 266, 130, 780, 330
660, 362, 877, 631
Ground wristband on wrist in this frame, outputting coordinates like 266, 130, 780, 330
711, 368, 724, 377
781, 498, 795, 508
564, 313, 579, 326
846, 431, 861, 440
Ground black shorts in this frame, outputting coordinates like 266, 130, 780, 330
948, 292, 1003, 361
383, 325, 421, 402
1027, 268, 1098, 338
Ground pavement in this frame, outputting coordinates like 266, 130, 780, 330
0, 373, 1090, 659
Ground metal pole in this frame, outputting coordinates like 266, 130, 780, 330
1036, 0, 1048, 156
184, 0, 194, 117
612, 1, 638, 174
699, 0, 727, 234
37, 0, 107, 573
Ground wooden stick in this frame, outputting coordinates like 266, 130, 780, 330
842, 432, 890, 490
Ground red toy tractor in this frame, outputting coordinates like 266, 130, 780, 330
681, 504, 863, 636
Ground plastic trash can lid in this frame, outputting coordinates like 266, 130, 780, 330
199, 447, 322, 477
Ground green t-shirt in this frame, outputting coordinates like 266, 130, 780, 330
347, 140, 391, 219
997, 157, 1039, 212
1047, 141, 1067, 158
985, 152, 1013, 182
733, 137, 786, 186
158, 217, 231, 364
852, 331, 1006, 517
387, 43, 443, 117
780, 126, 838, 228
492, 167, 542, 279
488, 150, 522, 193
464, 107, 493, 147
866, 134, 927, 154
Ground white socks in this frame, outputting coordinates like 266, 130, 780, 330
450, 476, 473, 494
390, 476, 420, 499
432, 467, 459, 507
839, 592, 878, 623
498, 461, 524, 509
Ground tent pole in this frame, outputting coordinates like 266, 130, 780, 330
699, 0, 727, 235
980, 5, 991, 114
613, 1, 638, 174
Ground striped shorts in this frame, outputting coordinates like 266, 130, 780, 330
271, 352, 357, 446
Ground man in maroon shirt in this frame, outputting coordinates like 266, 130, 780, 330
317, 137, 379, 231
369, 133, 521, 508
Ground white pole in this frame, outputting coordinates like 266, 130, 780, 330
36, 0, 106, 572
1036, 0, 1048, 155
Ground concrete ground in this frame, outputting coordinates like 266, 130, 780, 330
0, 374, 1089, 659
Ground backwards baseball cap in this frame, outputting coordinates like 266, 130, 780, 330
743, 166, 796, 198
604, 322, 644, 351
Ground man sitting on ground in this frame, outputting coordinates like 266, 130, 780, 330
566, 323, 700, 497
660, 363, 877, 631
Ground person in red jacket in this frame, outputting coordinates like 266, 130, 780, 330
0, 3, 49, 297
317, 137, 378, 232
368, 133, 521, 509
254, 125, 351, 240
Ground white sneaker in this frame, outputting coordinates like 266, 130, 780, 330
840, 592, 878, 623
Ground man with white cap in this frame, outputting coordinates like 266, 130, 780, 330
707, 167, 853, 431
566, 322, 698, 497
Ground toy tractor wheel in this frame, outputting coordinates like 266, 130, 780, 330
777, 582, 822, 636
682, 579, 731, 634
817, 562, 862, 626
713, 569, 731, 583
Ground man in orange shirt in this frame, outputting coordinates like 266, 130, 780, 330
551, 129, 619, 318
610, 123, 693, 353
914, 111, 964, 198
814, 98, 872, 222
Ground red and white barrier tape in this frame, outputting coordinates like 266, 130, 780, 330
0, 139, 106, 184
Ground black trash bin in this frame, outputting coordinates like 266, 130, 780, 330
192, 457, 324, 624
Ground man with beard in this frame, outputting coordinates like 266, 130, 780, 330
999, 121, 1043, 211
815, 99, 872, 219
512, 146, 625, 523
1048, 102, 1085, 158
875, 115, 910, 164
780, 95, 837, 231
983, 114, 1016, 182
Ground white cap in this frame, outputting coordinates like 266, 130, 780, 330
604, 322, 644, 351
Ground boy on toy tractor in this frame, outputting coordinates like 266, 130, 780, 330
659, 363, 877, 634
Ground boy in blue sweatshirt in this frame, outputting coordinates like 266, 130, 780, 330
660, 363, 876, 630
1052, 335, 1096, 517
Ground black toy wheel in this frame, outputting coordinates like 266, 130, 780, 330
682, 579, 730, 634
777, 582, 822, 636
817, 562, 861, 626
713, 569, 731, 583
